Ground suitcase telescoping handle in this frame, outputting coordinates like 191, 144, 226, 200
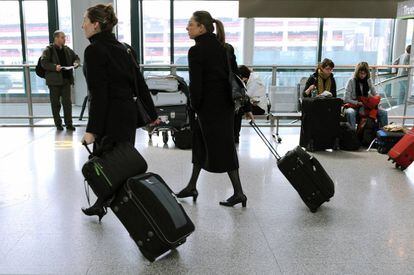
82, 141, 93, 155
249, 120, 282, 161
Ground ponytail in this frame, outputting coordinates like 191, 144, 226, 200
214, 19, 226, 45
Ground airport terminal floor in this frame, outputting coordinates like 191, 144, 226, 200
1, 125, 414, 274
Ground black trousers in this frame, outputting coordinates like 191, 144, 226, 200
48, 79, 72, 127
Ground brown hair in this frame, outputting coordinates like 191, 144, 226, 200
192, 11, 226, 45
238, 65, 251, 79
353, 61, 371, 79
87, 3, 118, 32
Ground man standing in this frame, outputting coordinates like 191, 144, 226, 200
41, 30, 80, 131
393, 45, 411, 104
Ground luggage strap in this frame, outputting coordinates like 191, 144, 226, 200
249, 120, 281, 160
366, 138, 377, 151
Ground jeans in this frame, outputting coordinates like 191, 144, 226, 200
345, 107, 388, 129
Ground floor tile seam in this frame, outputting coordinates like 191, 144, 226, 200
251, 208, 283, 274
0, 128, 54, 160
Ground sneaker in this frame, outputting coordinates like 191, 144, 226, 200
56, 125, 64, 131
66, 125, 76, 131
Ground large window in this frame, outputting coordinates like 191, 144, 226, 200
143, 0, 171, 64
58, 0, 73, 49
406, 19, 413, 47
173, 1, 243, 65
23, 1, 49, 65
322, 19, 393, 65
253, 18, 319, 65
116, 0, 131, 44
0, 1, 23, 66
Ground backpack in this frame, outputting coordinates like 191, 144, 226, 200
35, 56, 46, 78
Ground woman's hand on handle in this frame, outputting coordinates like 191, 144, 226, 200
81, 132, 96, 145
149, 118, 161, 127
245, 112, 255, 121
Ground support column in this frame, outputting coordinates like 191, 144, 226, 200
242, 18, 255, 66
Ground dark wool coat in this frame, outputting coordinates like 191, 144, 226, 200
83, 31, 157, 144
188, 32, 239, 173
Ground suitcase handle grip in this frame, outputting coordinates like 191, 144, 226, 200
249, 120, 281, 160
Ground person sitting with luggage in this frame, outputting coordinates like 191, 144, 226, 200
343, 62, 388, 129
303, 58, 337, 98
234, 65, 260, 143
238, 65, 267, 115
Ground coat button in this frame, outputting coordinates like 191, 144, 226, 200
123, 196, 129, 202
113, 206, 119, 212
148, 231, 154, 238
137, 240, 143, 246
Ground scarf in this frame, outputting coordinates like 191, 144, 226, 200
355, 77, 369, 97
317, 69, 331, 95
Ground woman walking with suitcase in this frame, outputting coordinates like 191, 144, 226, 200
80, 4, 158, 219
175, 11, 247, 207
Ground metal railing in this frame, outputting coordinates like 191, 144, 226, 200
0, 63, 413, 127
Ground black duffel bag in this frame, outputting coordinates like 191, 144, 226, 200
172, 126, 192, 150
82, 140, 148, 203
339, 122, 360, 151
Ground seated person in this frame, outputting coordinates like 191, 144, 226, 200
238, 65, 268, 115
344, 62, 388, 129
303, 58, 337, 98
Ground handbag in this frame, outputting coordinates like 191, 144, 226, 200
224, 45, 249, 112
124, 44, 152, 128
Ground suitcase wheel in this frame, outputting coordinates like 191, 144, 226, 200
310, 208, 317, 213
306, 141, 314, 152
333, 138, 340, 150
400, 166, 407, 171
162, 132, 169, 144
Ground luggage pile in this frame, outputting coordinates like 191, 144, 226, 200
82, 140, 195, 262
146, 75, 192, 149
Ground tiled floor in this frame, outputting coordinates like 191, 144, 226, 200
1, 126, 414, 274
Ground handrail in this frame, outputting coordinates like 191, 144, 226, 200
0, 63, 413, 127
0, 64, 412, 69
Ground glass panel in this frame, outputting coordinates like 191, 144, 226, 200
116, 0, 131, 44
254, 18, 319, 65
173, 1, 243, 65
143, 0, 170, 64
23, 1, 49, 65
322, 18, 393, 65
0, 1, 23, 65
406, 19, 413, 46
58, 0, 73, 49
0, 2, 27, 125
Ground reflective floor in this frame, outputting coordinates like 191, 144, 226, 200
1, 126, 414, 274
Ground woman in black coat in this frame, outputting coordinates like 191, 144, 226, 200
176, 11, 247, 207
80, 4, 157, 219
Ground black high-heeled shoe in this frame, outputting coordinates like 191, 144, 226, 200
219, 194, 247, 207
175, 187, 198, 202
81, 206, 107, 222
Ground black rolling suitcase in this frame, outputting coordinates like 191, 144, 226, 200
250, 121, 334, 212
111, 172, 195, 262
82, 141, 148, 202
300, 97, 342, 151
